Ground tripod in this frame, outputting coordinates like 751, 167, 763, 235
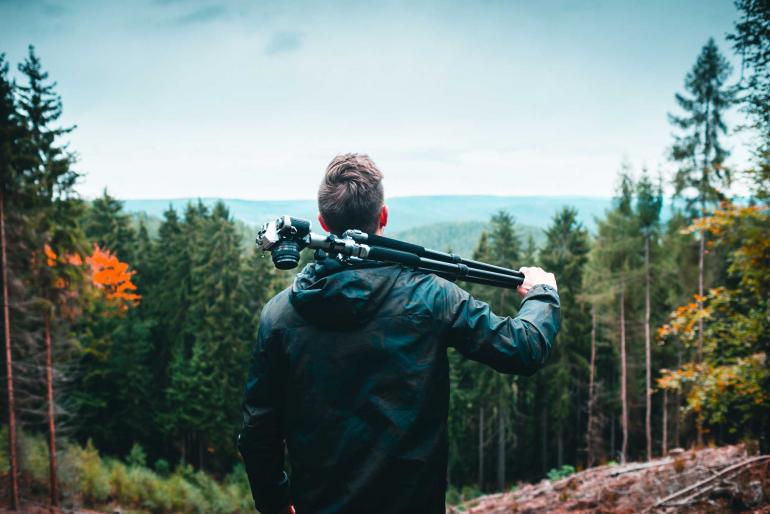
304, 229, 524, 290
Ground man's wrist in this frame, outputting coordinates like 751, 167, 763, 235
526, 283, 557, 296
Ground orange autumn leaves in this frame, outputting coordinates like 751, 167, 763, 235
656, 201, 770, 429
44, 243, 140, 308
656, 291, 716, 343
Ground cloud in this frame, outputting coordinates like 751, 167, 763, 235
174, 5, 226, 26
264, 31, 303, 56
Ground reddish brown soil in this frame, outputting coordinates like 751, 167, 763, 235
450, 445, 770, 514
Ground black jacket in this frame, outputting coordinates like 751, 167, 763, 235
238, 258, 560, 514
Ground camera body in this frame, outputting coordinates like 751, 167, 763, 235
256, 216, 312, 270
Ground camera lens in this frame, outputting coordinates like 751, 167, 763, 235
272, 240, 302, 270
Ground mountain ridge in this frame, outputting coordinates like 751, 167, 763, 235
122, 195, 625, 233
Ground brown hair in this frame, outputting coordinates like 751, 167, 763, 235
318, 153, 384, 235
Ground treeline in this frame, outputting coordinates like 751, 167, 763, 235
0, 46, 284, 509
445, 3, 770, 494
1, 1, 769, 511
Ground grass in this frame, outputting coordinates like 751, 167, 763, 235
0, 428, 253, 514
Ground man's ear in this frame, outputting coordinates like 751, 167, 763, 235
317, 213, 330, 233
378, 204, 388, 231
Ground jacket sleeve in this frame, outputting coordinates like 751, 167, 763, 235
237, 307, 291, 514
438, 281, 561, 375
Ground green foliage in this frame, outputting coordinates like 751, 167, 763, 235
127, 443, 147, 468
546, 464, 576, 481
154, 458, 170, 475
658, 204, 770, 439
669, 38, 737, 214
730, 0, 770, 134
3, 429, 252, 513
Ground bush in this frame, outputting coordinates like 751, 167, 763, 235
20, 429, 50, 486
154, 458, 170, 476
547, 464, 576, 481
79, 440, 111, 505
0, 429, 254, 513
127, 442, 147, 468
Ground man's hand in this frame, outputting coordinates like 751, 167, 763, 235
517, 267, 557, 298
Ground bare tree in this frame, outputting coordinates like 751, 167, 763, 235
45, 312, 59, 509
619, 279, 628, 464
1, 190, 20, 510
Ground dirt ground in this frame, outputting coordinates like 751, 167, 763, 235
451, 444, 770, 514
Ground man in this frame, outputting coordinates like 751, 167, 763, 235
238, 153, 560, 514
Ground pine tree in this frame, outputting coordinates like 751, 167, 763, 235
635, 170, 663, 460
730, 0, 770, 135
540, 207, 590, 467
593, 168, 641, 463
81, 191, 137, 263
730, 0, 770, 201
467, 211, 521, 489
0, 53, 22, 511
669, 38, 736, 364
14, 46, 82, 509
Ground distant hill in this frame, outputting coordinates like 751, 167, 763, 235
123, 195, 622, 233
391, 221, 544, 258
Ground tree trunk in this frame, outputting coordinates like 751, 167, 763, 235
45, 313, 59, 510
557, 427, 563, 468
696, 231, 705, 446
541, 404, 548, 474
675, 346, 681, 448
610, 414, 616, 459
645, 235, 652, 461
662, 389, 668, 456
1, 190, 20, 511
620, 279, 628, 464
497, 404, 505, 491
586, 306, 597, 467
478, 407, 484, 489
198, 435, 204, 471
697, 232, 705, 362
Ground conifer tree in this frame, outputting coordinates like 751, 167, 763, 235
0, 52, 22, 511
730, 0, 770, 201
81, 191, 137, 263
468, 211, 521, 489
593, 169, 641, 463
669, 38, 736, 363
635, 170, 663, 460
15, 46, 82, 509
540, 207, 590, 466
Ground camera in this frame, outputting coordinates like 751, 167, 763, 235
256, 216, 311, 270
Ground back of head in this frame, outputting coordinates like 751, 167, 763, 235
318, 153, 384, 235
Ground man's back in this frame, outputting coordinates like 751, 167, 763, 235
239, 258, 560, 514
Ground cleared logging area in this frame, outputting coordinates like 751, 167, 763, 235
451, 445, 770, 514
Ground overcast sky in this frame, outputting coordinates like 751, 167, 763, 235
0, 0, 751, 200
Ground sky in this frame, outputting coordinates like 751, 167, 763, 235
0, 0, 753, 200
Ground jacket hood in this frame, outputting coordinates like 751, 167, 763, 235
290, 258, 402, 330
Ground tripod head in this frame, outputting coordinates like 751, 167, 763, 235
256, 216, 524, 289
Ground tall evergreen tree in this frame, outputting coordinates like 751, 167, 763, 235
540, 207, 590, 467
81, 191, 137, 263
730, 0, 770, 201
467, 211, 521, 489
0, 52, 22, 511
669, 38, 736, 363
593, 168, 641, 463
635, 170, 663, 460
15, 46, 83, 509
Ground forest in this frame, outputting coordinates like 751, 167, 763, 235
1, 1, 769, 513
